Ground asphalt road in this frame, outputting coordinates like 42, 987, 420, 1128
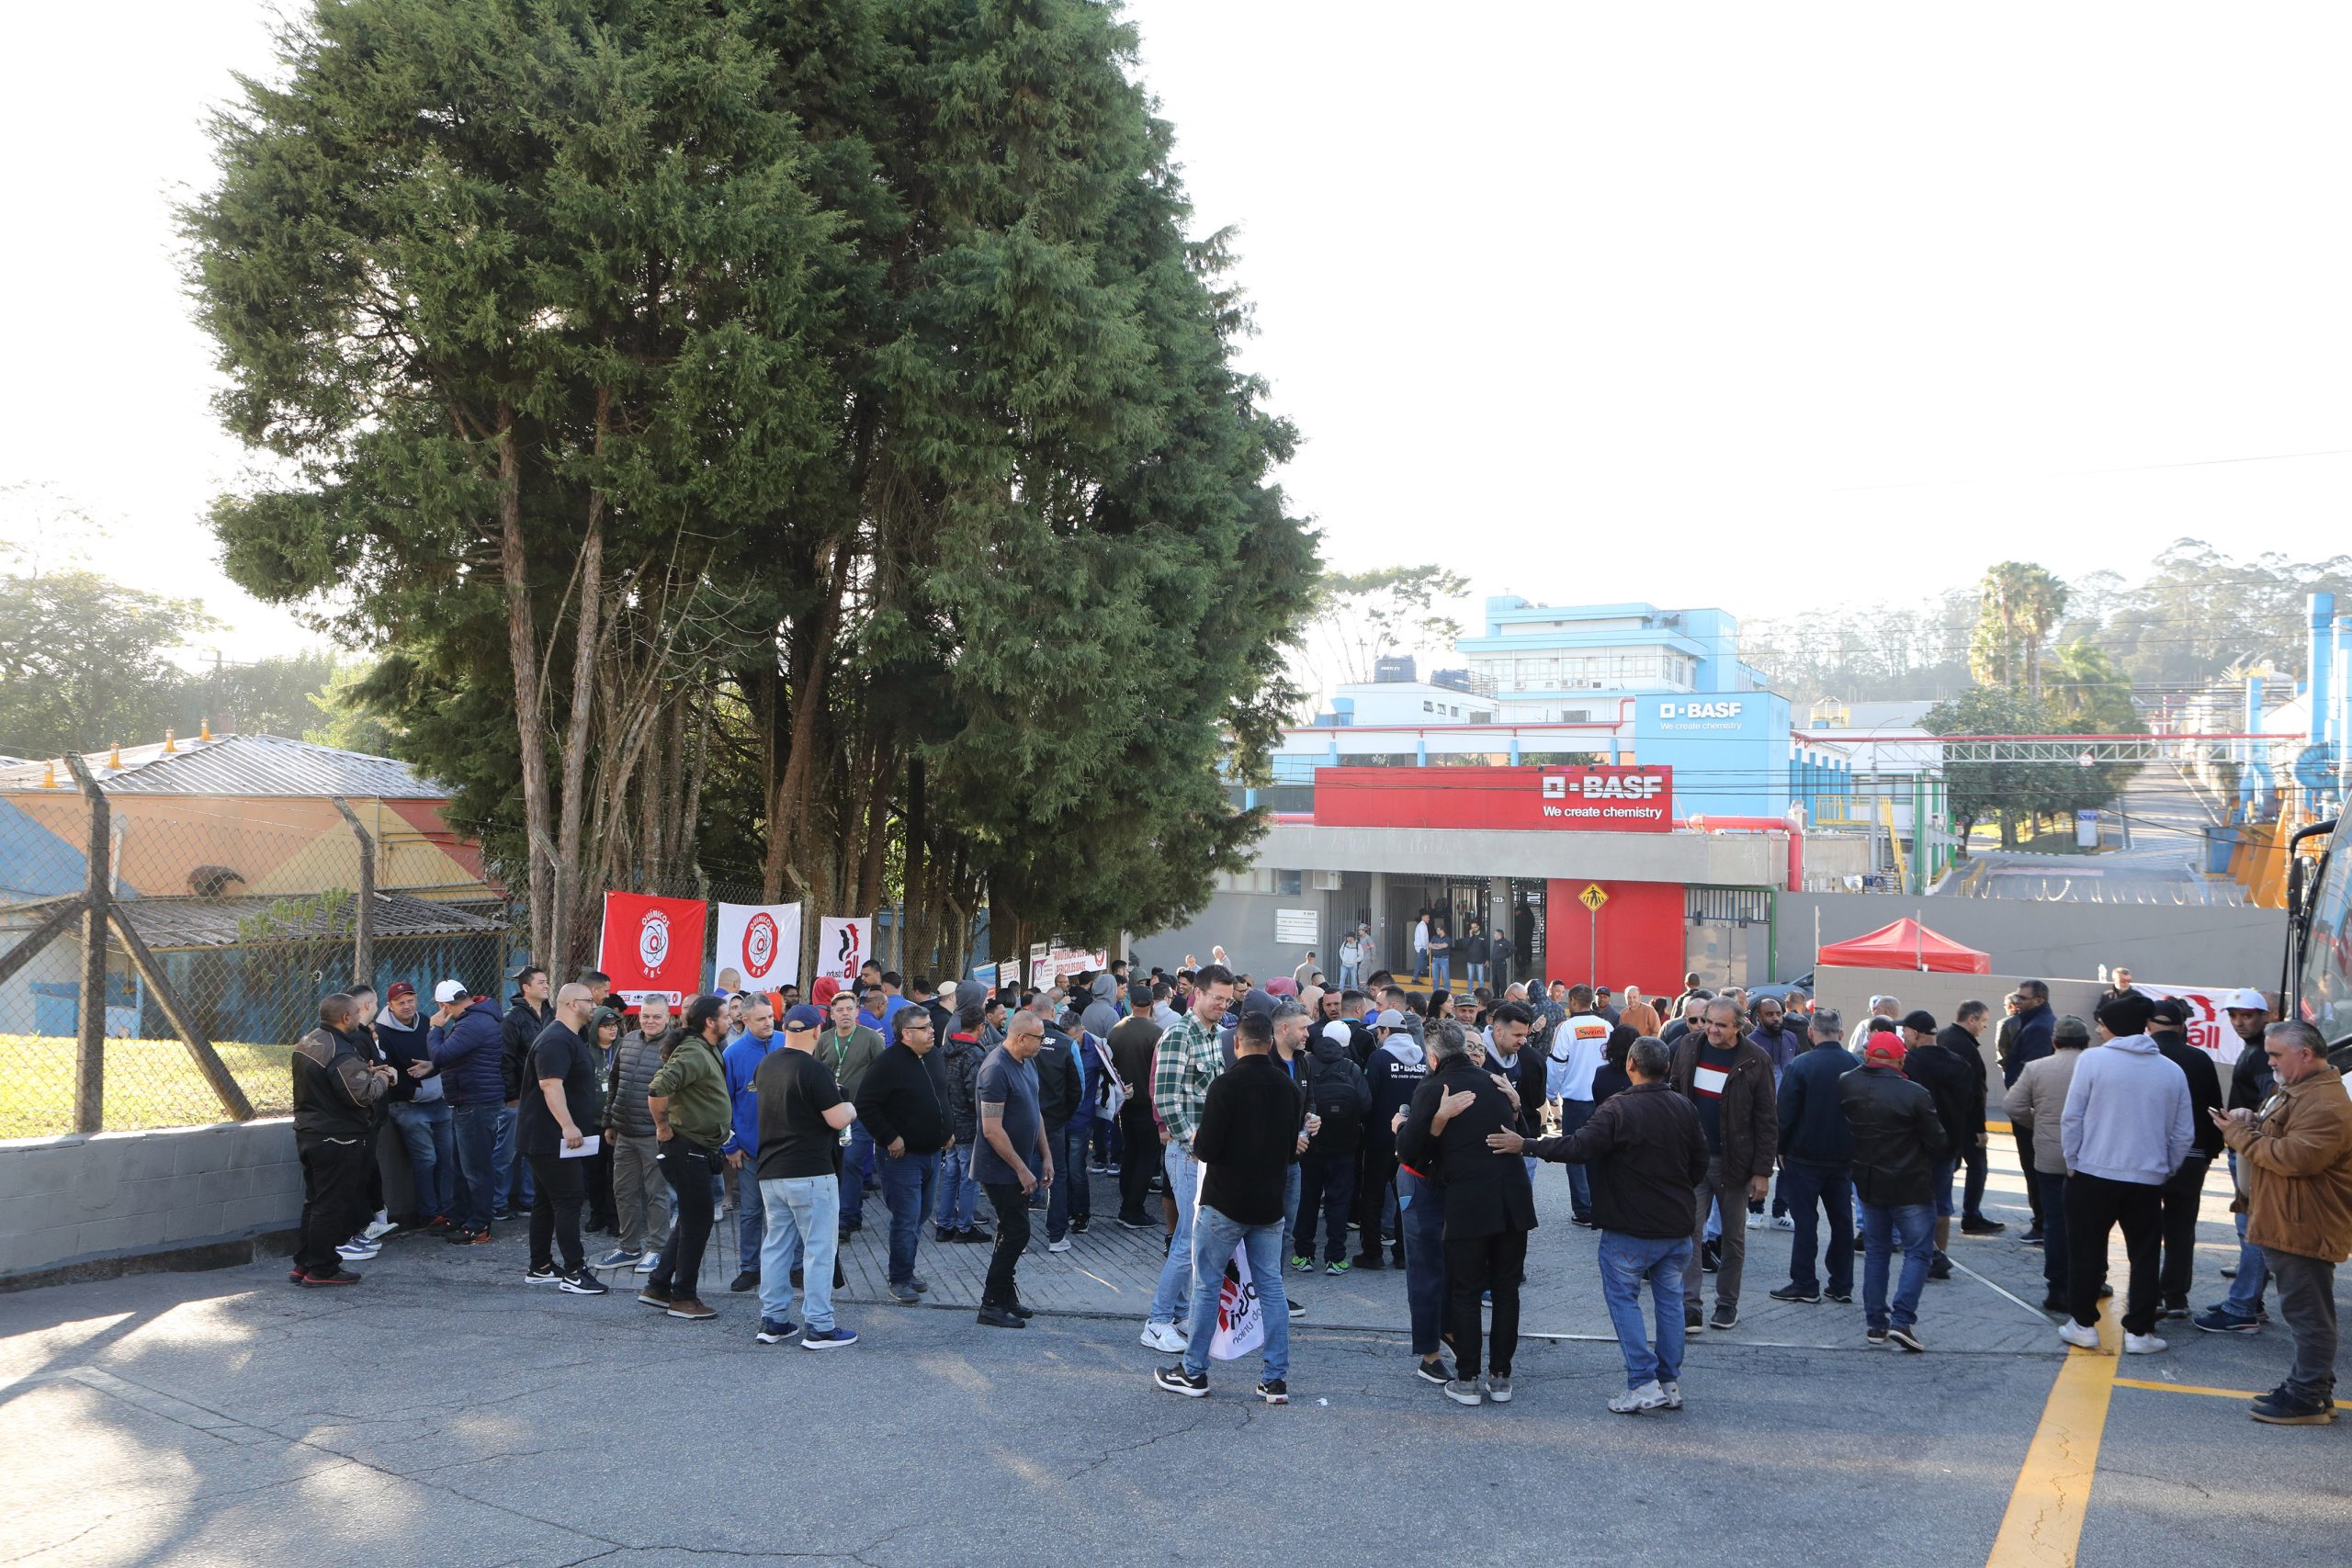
1, 1156, 2344, 1567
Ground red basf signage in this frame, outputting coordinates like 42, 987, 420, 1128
597, 891, 709, 1005
1311, 765, 1673, 832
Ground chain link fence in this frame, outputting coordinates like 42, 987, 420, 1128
0, 763, 512, 1140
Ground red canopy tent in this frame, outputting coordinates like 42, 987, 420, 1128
1815, 918, 1990, 975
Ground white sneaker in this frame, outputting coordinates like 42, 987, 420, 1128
336, 1241, 379, 1261
361, 1213, 397, 1242
1139, 1321, 1189, 1353
1770, 1214, 1795, 1231
1609, 1380, 1669, 1414
1657, 1381, 1683, 1409
1048, 1237, 1074, 1253
634, 1253, 661, 1273
1745, 1212, 1766, 1230
2058, 1321, 2101, 1349
2122, 1332, 2168, 1355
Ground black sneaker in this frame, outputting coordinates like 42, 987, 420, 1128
1255, 1378, 1289, 1404
524, 1264, 560, 1284
1769, 1283, 1822, 1304
2251, 1389, 2336, 1426
1702, 1240, 1722, 1274
1960, 1217, 2007, 1236
1685, 1303, 1705, 1333
558, 1269, 607, 1296
2022, 1227, 2045, 1247
1887, 1325, 1925, 1352
729, 1269, 759, 1293
1866, 1326, 1890, 1345
975, 1304, 1025, 1329
1154, 1365, 1210, 1397
2160, 1303, 2190, 1321
964, 1224, 994, 1244
1416, 1357, 1456, 1385
1826, 1291, 1854, 1304
1709, 1306, 1739, 1333
1927, 1258, 1953, 1281
1287, 1298, 1306, 1319
1071, 1216, 1090, 1235
1114, 1213, 1154, 1230
1352, 1252, 1385, 1271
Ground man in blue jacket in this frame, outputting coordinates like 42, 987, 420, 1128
426, 980, 509, 1243
722, 995, 782, 1293
1770, 1008, 1859, 1304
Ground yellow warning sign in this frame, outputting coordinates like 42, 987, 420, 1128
1579, 883, 1609, 912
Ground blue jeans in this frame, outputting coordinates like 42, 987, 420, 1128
1466, 962, 1487, 986
1597, 1231, 1690, 1388
736, 1161, 766, 1266
1557, 1099, 1596, 1219
2221, 1151, 2270, 1315
1339, 962, 1360, 990
1860, 1201, 1936, 1331
758, 1175, 841, 1333
387, 1099, 453, 1219
492, 1104, 527, 1213
1147, 1145, 1203, 1326
935, 1143, 984, 1231
1396, 1168, 1448, 1357
1181, 1204, 1290, 1381
878, 1149, 941, 1286
2036, 1169, 2072, 1298
841, 1122, 875, 1230
1430, 956, 1451, 990
1777, 1161, 1854, 1295
1284, 1162, 1302, 1240
449, 1102, 503, 1232
1931, 1157, 1958, 1220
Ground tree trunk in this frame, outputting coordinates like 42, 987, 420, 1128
550, 389, 609, 973
495, 404, 555, 957
762, 547, 850, 901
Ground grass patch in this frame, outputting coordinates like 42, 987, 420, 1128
0, 1035, 294, 1141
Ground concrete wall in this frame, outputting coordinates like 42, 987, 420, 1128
1776, 892, 2287, 987
0, 1118, 301, 1283
1133, 888, 1345, 987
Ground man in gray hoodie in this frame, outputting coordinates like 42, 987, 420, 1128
1080, 972, 1123, 1040
2057, 992, 2192, 1354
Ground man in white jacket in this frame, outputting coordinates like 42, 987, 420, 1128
2056, 992, 2192, 1354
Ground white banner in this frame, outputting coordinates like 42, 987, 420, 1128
715, 901, 801, 989
1028, 943, 1049, 987
2132, 982, 2245, 1065
1208, 1243, 1266, 1360
816, 917, 873, 987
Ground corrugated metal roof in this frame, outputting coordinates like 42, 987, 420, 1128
0, 735, 447, 799
119, 890, 505, 951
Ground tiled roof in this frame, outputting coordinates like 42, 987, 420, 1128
119, 891, 505, 951
0, 735, 445, 799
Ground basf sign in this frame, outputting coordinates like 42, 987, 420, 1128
1314, 765, 1674, 833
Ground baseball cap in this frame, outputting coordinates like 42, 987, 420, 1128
1899, 1010, 1938, 1033
2053, 1015, 2092, 1045
387, 980, 415, 1000
433, 979, 469, 1005
2221, 987, 2269, 1012
784, 1003, 824, 1032
1374, 1009, 1408, 1030
1321, 1020, 1353, 1049
1862, 1034, 1906, 1066
1239, 987, 1279, 1020
2147, 997, 2193, 1027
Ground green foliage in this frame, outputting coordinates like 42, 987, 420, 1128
1305, 564, 1471, 693
0, 570, 214, 757
1923, 683, 2133, 848
184, 0, 1317, 964
1970, 561, 2069, 696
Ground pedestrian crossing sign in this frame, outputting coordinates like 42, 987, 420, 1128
1579, 884, 1609, 912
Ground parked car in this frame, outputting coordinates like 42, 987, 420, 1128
1746, 972, 1814, 1006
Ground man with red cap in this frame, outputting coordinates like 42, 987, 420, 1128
1838, 1025, 1950, 1351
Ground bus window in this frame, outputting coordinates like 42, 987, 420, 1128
2303, 842, 2352, 1051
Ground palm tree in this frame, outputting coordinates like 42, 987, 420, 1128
1970, 561, 2069, 698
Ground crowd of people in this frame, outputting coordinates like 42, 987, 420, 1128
286, 950, 2350, 1424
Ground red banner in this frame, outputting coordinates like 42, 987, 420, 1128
1312, 765, 1673, 833
597, 891, 708, 1004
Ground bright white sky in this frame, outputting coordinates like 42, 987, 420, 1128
6, 2, 2350, 676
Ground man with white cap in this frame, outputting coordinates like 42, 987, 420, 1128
426, 979, 510, 1244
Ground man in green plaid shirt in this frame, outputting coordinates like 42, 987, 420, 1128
1140, 964, 1238, 1352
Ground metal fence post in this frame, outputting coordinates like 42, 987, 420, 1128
69, 752, 110, 1134
333, 796, 376, 987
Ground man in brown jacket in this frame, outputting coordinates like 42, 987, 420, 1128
2215, 1020, 2352, 1424
1671, 997, 1778, 1333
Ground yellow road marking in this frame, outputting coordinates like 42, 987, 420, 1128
1985, 1298, 2116, 1568
2113, 1377, 2263, 1401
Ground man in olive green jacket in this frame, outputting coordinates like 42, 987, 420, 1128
643, 995, 735, 1319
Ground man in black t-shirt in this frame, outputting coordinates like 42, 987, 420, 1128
518, 984, 608, 1294
753, 1004, 861, 1350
